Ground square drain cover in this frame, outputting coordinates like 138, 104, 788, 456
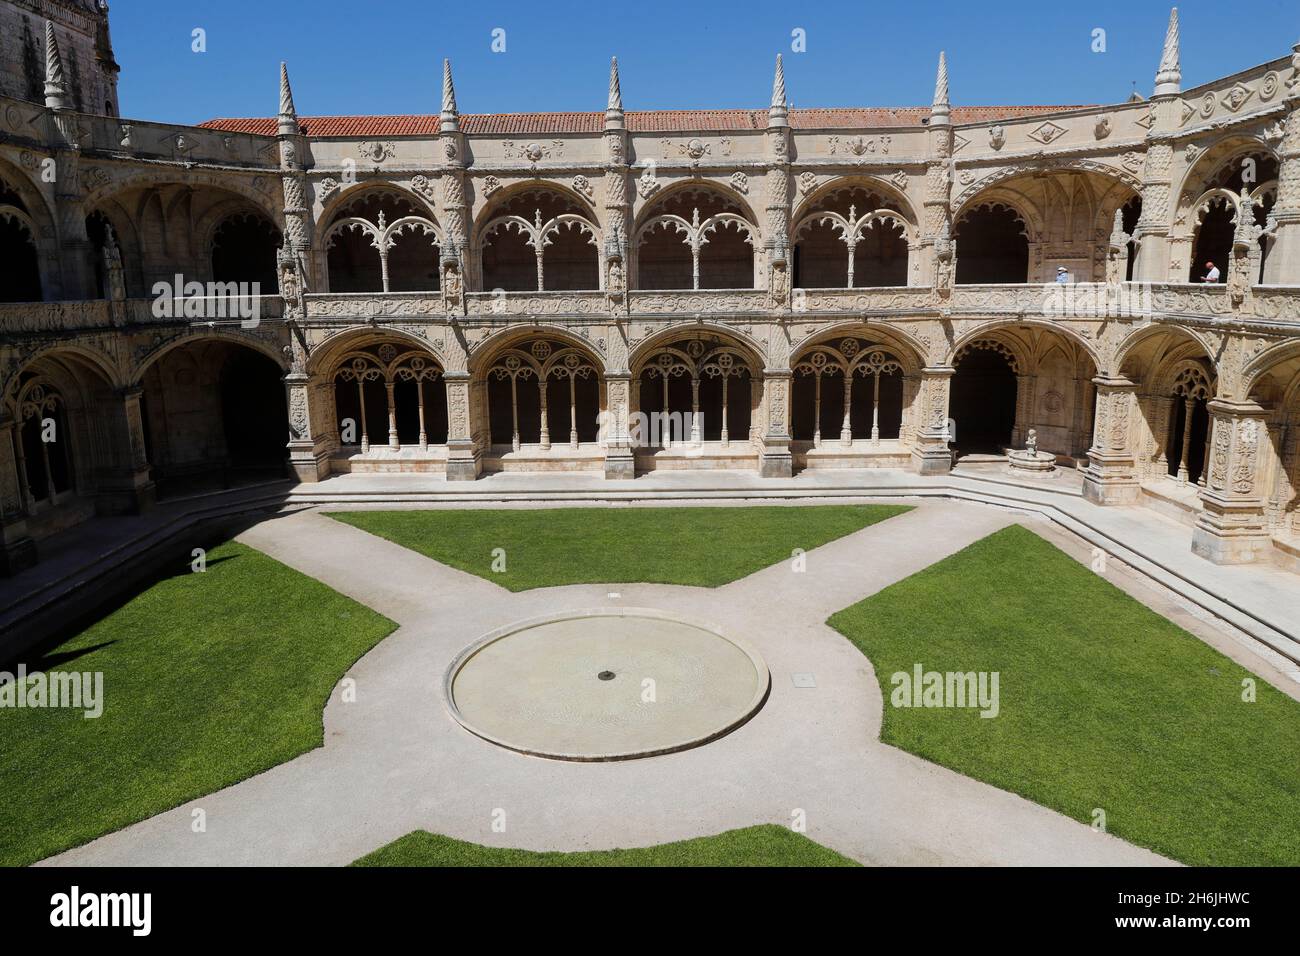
791, 673, 817, 688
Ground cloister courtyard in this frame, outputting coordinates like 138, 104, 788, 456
3, 486, 1299, 868
2, 0, 1300, 876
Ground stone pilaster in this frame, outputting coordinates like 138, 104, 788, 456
759, 369, 793, 477
1192, 400, 1273, 564
1082, 377, 1140, 504
284, 369, 331, 482
909, 366, 954, 475
0, 416, 37, 576
444, 371, 479, 480
1263, 73, 1300, 283
602, 372, 635, 479
96, 386, 156, 514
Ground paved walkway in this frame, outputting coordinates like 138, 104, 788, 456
43, 501, 1177, 867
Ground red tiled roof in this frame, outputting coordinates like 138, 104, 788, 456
198, 104, 1092, 138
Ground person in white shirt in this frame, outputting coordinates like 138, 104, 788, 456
1055, 266, 1070, 284
1202, 261, 1221, 282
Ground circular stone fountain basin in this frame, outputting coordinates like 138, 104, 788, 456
444, 609, 770, 761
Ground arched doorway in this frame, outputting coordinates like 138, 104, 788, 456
951, 342, 1018, 454
139, 340, 289, 495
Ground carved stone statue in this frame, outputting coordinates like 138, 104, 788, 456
1026, 428, 1039, 457
933, 219, 955, 296
769, 260, 789, 309
101, 225, 126, 302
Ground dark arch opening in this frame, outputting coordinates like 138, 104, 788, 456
0, 180, 42, 302
219, 350, 288, 477
955, 205, 1028, 284
211, 212, 281, 291
951, 346, 1017, 454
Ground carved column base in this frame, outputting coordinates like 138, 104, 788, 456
1191, 400, 1272, 564
94, 475, 156, 515
287, 441, 331, 483
445, 440, 481, 482
759, 442, 793, 479
910, 443, 953, 475
0, 519, 37, 576
1191, 496, 1272, 564
603, 450, 635, 480
1081, 460, 1140, 505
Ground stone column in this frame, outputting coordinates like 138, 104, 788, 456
284, 371, 331, 482
0, 416, 37, 575
1192, 400, 1272, 564
602, 373, 634, 479
96, 386, 156, 514
1263, 90, 1300, 284
909, 366, 954, 475
759, 369, 793, 477
444, 371, 479, 481
1082, 377, 1140, 504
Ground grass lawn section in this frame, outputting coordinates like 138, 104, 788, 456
352, 824, 858, 866
0, 540, 396, 867
827, 524, 1300, 867
327, 504, 911, 590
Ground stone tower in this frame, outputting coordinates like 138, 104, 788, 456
0, 0, 119, 115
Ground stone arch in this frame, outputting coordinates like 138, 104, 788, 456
470, 324, 606, 378
476, 334, 604, 451
133, 335, 290, 493
633, 182, 760, 291
791, 175, 919, 228
475, 184, 601, 293
791, 179, 916, 289
628, 322, 764, 376
954, 201, 1032, 283
84, 169, 283, 227
952, 161, 1142, 216
789, 321, 926, 374
631, 327, 761, 447
328, 337, 448, 454
790, 332, 914, 450
319, 184, 443, 293
308, 325, 448, 379
471, 179, 599, 233
128, 330, 288, 387
0, 158, 59, 300
3, 346, 133, 526
195, 199, 283, 289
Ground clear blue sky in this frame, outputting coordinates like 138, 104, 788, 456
110, 0, 1298, 125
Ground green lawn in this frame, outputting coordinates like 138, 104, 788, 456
352, 824, 859, 866
828, 524, 1300, 867
327, 504, 911, 590
0, 540, 396, 867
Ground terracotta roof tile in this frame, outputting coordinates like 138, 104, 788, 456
197, 104, 1093, 138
